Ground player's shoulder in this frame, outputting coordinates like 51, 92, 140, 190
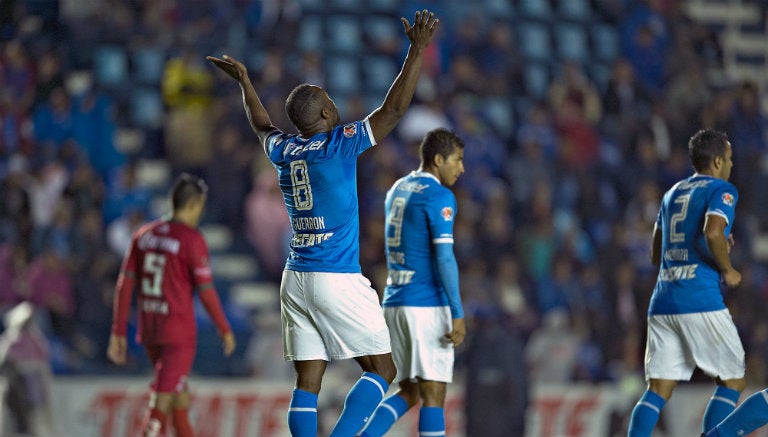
133, 219, 162, 239
711, 177, 738, 193
328, 119, 372, 143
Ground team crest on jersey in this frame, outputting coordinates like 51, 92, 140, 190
441, 206, 454, 221
722, 192, 734, 206
343, 124, 357, 138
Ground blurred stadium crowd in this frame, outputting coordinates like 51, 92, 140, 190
1, 0, 768, 399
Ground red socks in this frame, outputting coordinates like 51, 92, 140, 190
173, 409, 194, 437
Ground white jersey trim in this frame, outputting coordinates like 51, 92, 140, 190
705, 210, 729, 225
363, 118, 377, 146
432, 237, 454, 244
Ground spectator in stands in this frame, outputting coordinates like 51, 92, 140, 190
161, 47, 215, 175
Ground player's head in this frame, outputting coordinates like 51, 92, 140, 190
285, 84, 340, 134
688, 129, 733, 180
171, 173, 208, 226
420, 128, 465, 186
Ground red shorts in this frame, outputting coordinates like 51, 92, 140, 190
143, 343, 196, 393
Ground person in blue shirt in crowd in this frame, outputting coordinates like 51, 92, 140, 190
207, 9, 439, 437
360, 127, 465, 437
626, 129, 746, 437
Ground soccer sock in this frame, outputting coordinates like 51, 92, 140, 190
359, 394, 410, 437
706, 389, 768, 437
329, 372, 389, 437
172, 408, 194, 437
418, 406, 446, 437
627, 390, 666, 437
702, 386, 741, 433
143, 408, 167, 437
287, 389, 318, 437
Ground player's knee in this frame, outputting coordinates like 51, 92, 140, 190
720, 377, 746, 393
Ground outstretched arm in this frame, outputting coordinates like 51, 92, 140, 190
367, 9, 439, 142
207, 55, 277, 146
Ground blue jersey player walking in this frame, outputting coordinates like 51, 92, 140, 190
207, 10, 439, 437
627, 129, 745, 437
360, 128, 465, 437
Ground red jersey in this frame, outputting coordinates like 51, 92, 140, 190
113, 219, 218, 346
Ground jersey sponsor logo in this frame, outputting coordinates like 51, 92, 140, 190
286, 140, 326, 156
441, 207, 454, 221
343, 123, 357, 138
291, 232, 334, 247
387, 269, 415, 286
397, 181, 429, 193
722, 192, 734, 206
659, 263, 699, 282
676, 179, 713, 190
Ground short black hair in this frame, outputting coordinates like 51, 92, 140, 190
171, 173, 207, 210
688, 129, 729, 172
420, 128, 464, 166
285, 84, 322, 132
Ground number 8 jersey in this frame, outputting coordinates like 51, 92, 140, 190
264, 119, 376, 273
650, 174, 738, 315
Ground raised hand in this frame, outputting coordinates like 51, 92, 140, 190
206, 55, 248, 82
401, 9, 439, 51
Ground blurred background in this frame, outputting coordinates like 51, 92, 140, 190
1, 0, 768, 436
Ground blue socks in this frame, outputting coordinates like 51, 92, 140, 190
627, 390, 667, 437
287, 389, 318, 437
329, 372, 389, 437
418, 406, 445, 437
703, 386, 741, 433
360, 394, 410, 437
706, 389, 768, 437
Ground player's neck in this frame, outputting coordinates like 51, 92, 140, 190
170, 212, 198, 228
417, 166, 442, 184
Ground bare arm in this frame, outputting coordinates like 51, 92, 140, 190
650, 222, 662, 266
207, 55, 277, 146
367, 10, 439, 142
704, 214, 741, 288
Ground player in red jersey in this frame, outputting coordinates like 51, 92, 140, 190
108, 173, 236, 437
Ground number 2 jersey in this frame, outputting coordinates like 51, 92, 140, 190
650, 174, 738, 315
382, 171, 463, 317
111, 219, 229, 346
263, 119, 376, 273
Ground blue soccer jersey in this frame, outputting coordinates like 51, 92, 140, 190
382, 171, 462, 316
264, 119, 376, 273
649, 174, 738, 315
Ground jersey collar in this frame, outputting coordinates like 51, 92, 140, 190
411, 170, 441, 185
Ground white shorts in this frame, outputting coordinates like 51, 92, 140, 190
645, 309, 745, 381
384, 306, 454, 383
280, 270, 391, 361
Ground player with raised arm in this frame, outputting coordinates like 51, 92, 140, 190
207, 9, 439, 437
626, 129, 746, 437
360, 128, 465, 437
108, 173, 236, 437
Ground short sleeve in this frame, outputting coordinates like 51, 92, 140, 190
328, 119, 376, 158
706, 184, 738, 226
426, 189, 457, 245
187, 232, 214, 287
